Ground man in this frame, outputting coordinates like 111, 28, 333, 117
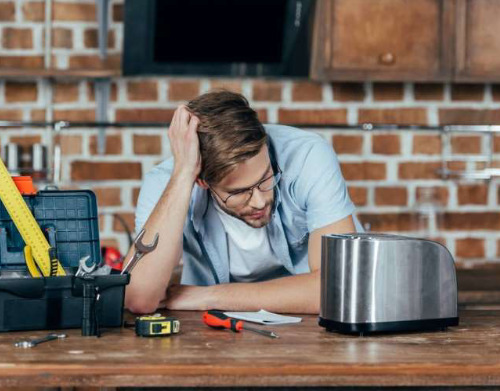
124, 91, 360, 315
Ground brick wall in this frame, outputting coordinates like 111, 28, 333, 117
0, 1, 499, 267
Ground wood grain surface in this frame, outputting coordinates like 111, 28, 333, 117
0, 310, 497, 388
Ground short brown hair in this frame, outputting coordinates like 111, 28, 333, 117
187, 90, 267, 184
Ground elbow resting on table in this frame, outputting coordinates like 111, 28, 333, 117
125, 294, 161, 315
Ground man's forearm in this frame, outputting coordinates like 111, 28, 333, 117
208, 271, 321, 314
124, 171, 194, 313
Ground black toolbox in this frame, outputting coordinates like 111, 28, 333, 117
0, 189, 129, 332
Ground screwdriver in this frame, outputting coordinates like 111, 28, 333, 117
203, 310, 279, 339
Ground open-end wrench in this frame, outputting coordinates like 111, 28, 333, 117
121, 229, 159, 274
15, 333, 67, 348
75, 255, 96, 277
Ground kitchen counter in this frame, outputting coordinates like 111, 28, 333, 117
0, 309, 498, 389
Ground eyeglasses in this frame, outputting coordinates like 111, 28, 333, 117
210, 166, 282, 208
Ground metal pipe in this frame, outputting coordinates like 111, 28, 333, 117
0, 121, 500, 132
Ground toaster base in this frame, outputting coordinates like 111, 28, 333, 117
319, 316, 459, 334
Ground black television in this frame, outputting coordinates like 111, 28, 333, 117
123, 0, 316, 77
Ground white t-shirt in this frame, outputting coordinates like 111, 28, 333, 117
212, 198, 286, 282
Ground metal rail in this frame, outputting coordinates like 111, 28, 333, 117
0, 121, 500, 132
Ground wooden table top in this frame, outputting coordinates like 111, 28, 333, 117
0, 309, 498, 388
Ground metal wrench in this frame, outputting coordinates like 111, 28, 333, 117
75, 255, 96, 277
121, 229, 159, 274
15, 333, 67, 348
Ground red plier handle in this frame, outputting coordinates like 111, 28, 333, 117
202, 310, 243, 332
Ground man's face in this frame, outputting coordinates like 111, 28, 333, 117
210, 145, 274, 228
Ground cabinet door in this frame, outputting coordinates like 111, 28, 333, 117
456, 0, 500, 81
311, 0, 454, 81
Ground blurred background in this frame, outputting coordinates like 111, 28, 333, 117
0, 0, 499, 271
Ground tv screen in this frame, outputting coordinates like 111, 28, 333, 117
154, 0, 287, 64
123, 0, 315, 77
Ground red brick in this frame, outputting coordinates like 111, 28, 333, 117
53, 82, 79, 103
89, 134, 122, 155
252, 81, 282, 102
451, 135, 481, 154
9, 135, 42, 146
209, 80, 241, 93
348, 187, 368, 206
133, 134, 162, 155
55, 134, 82, 155
332, 135, 363, 154
0, 109, 22, 121
112, 3, 123, 22
52, 28, 73, 49
375, 187, 407, 206
68, 54, 121, 70
446, 161, 467, 171
373, 83, 404, 101
438, 212, 500, 231
358, 108, 427, 125
414, 83, 444, 101
340, 162, 386, 180
457, 184, 489, 205
413, 134, 442, 154
0, 2, 15, 21
456, 238, 485, 258
2, 28, 33, 49
83, 29, 115, 49
54, 109, 95, 122
494, 136, 500, 153
132, 187, 141, 207
416, 186, 449, 206
112, 213, 135, 233
278, 109, 347, 125
92, 187, 121, 207
399, 162, 441, 179
30, 109, 45, 121
127, 81, 158, 101
71, 161, 142, 181
5, 82, 37, 102
0, 56, 43, 69
22, 1, 44, 21
451, 84, 485, 101
168, 80, 200, 101
256, 109, 268, 123
331, 82, 365, 102
115, 109, 175, 123
53, 2, 96, 21
372, 134, 400, 155
358, 213, 419, 232
439, 109, 500, 125
291, 81, 322, 102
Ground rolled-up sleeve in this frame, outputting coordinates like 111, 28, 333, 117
294, 139, 355, 232
134, 167, 170, 237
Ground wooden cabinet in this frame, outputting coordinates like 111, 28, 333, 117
311, 0, 455, 81
455, 0, 500, 81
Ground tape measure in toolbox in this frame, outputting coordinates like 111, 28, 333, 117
135, 315, 181, 337
0, 158, 65, 277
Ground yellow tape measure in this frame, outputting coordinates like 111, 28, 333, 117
0, 158, 65, 277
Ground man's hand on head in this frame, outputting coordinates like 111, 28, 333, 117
168, 105, 202, 182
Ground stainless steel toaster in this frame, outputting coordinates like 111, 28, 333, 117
319, 233, 459, 334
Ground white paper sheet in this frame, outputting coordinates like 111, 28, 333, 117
223, 309, 302, 325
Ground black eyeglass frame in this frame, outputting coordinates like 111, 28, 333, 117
209, 165, 282, 207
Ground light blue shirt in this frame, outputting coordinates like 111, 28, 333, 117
135, 124, 360, 286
